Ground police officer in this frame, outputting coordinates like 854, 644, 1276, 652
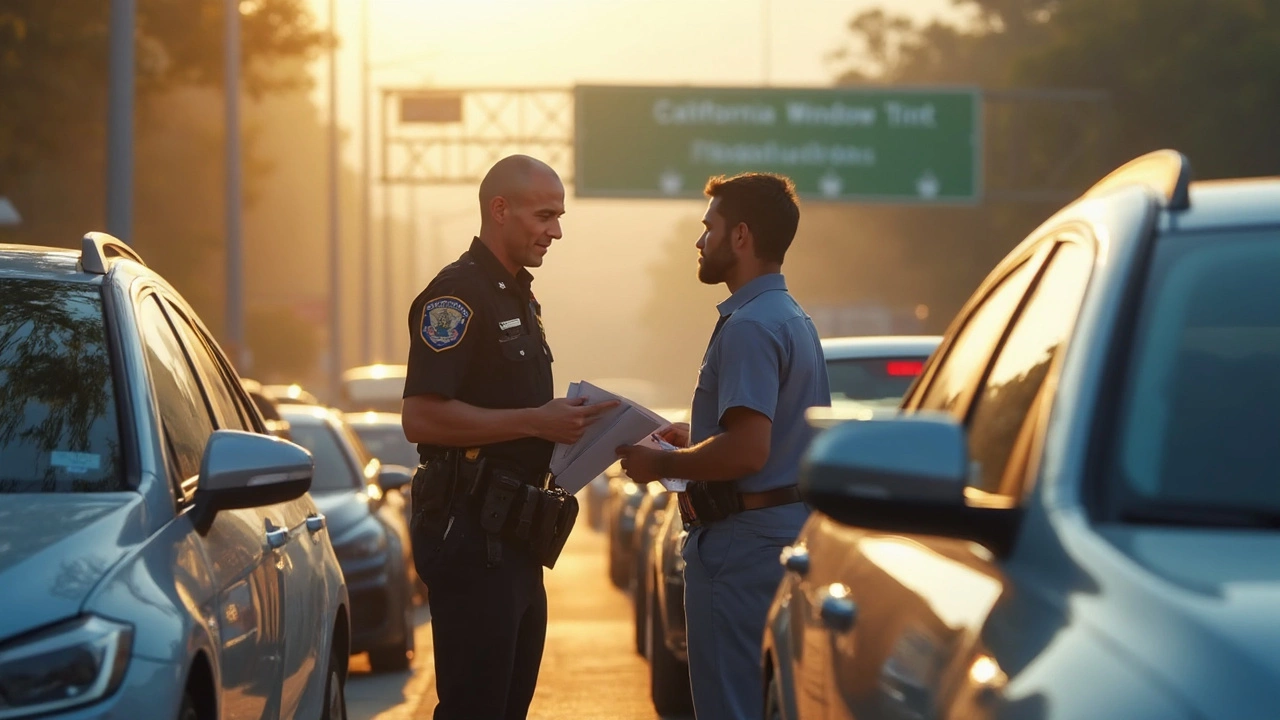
401, 154, 618, 720
616, 172, 829, 720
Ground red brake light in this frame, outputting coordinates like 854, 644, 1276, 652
885, 360, 924, 377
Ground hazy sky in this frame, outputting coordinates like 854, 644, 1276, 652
301, 0, 955, 397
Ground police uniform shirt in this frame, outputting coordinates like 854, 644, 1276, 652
689, 273, 831, 494
403, 237, 555, 473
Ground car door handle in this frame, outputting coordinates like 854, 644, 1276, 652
266, 527, 290, 550
821, 585, 857, 633
781, 545, 810, 576
306, 513, 326, 534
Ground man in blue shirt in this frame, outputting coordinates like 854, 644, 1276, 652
617, 172, 830, 719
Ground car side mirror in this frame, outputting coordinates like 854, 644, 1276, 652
378, 464, 414, 492
192, 430, 313, 533
799, 413, 1019, 555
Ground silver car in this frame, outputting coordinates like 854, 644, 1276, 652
767, 150, 1280, 719
0, 235, 349, 720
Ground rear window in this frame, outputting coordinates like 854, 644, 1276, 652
826, 356, 928, 405
1109, 227, 1280, 515
0, 279, 124, 492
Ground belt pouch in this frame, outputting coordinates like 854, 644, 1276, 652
479, 469, 522, 535
513, 484, 541, 540
539, 492, 579, 569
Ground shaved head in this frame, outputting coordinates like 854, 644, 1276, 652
475, 155, 566, 274
479, 154, 560, 225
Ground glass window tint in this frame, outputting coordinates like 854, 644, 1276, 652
138, 296, 215, 482
164, 303, 246, 431
1112, 228, 1280, 514
0, 280, 124, 492
967, 242, 1092, 493
918, 252, 1045, 416
287, 422, 362, 493
826, 356, 931, 405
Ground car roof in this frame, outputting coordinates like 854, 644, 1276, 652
343, 410, 402, 426
821, 335, 942, 360
0, 244, 102, 283
1165, 177, 1280, 232
341, 364, 407, 382
277, 404, 337, 426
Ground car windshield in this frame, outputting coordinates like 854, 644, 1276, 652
825, 356, 927, 405
1109, 227, 1280, 521
351, 424, 419, 468
0, 279, 124, 492
287, 422, 362, 493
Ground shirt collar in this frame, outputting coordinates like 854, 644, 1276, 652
717, 273, 787, 317
469, 237, 534, 294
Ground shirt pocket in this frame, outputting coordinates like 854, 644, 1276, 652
499, 333, 537, 362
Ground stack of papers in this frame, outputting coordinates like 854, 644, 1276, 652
550, 381, 678, 494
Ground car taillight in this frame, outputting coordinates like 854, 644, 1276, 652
886, 360, 924, 377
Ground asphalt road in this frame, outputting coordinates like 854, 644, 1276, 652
346, 522, 693, 719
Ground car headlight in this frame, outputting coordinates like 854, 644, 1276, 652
0, 616, 132, 719
336, 521, 388, 560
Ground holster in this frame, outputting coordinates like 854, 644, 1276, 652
410, 455, 458, 551
530, 487, 578, 569
681, 481, 741, 526
479, 467, 524, 568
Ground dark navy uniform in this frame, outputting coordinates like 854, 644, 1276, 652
403, 237, 555, 720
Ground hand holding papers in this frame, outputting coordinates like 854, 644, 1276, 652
635, 433, 688, 492
547, 381, 673, 495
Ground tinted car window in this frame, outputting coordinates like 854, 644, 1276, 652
138, 296, 215, 482
918, 251, 1045, 415
164, 303, 246, 431
1111, 228, 1280, 513
351, 424, 420, 468
288, 423, 362, 493
966, 242, 1091, 493
0, 280, 124, 492
826, 356, 928, 405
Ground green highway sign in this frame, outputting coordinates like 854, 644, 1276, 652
574, 85, 981, 203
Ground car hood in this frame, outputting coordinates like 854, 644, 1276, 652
1100, 527, 1280, 715
0, 493, 146, 640
310, 490, 373, 536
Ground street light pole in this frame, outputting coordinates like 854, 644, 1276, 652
224, 0, 246, 371
106, 0, 135, 242
327, 0, 343, 400
360, 0, 374, 363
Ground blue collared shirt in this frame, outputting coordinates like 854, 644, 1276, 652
689, 273, 831, 493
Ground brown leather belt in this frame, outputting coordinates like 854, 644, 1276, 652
737, 485, 802, 512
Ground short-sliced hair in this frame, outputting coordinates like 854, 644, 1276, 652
704, 173, 800, 263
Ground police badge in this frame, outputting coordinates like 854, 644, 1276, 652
420, 296, 472, 351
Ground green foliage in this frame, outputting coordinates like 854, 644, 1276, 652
0, 0, 327, 180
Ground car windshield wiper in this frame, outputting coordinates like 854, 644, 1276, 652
1121, 502, 1280, 529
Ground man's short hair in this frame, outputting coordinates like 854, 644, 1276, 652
704, 173, 800, 264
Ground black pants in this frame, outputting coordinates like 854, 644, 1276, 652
415, 503, 547, 720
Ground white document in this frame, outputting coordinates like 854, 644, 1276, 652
549, 381, 670, 495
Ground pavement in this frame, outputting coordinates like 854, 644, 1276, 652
346, 522, 692, 719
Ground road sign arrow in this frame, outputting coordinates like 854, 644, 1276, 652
659, 169, 684, 195
819, 170, 843, 199
916, 170, 940, 199
0, 197, 20, 226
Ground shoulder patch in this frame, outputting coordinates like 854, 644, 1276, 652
419, 296, 473, 352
